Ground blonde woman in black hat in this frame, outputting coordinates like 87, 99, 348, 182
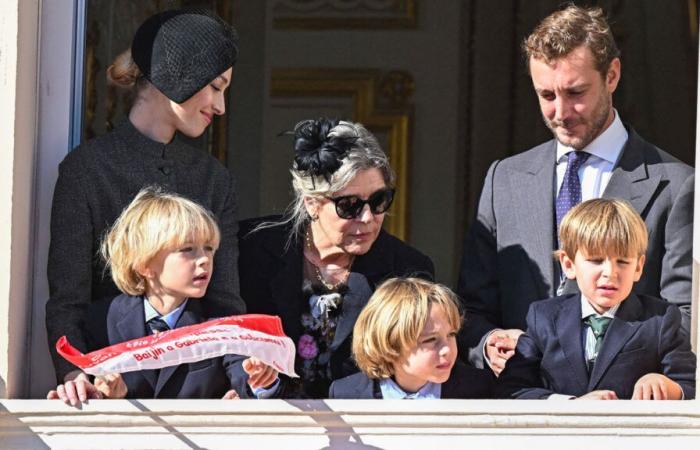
45, 9, 245, 404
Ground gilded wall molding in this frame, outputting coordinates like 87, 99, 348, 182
273, 0, 417, 29
271, 68, 414, 241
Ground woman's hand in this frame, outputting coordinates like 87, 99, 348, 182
47, 371, 103, 406
94, 373, 128, 399
242, 357, 279, 390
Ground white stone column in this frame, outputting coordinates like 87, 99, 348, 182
0, 0, 40, 398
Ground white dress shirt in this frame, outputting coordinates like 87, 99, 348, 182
555, 110, 628, 200
379, 377, 442, 399
144, 298, 188, 330
580, 297, 620, 363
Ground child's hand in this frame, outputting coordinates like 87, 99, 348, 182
632, 373, 682, 400
242, 357, 279, 390
485, 329, 523, 376
94, 373, 128, 399
221, 389, 240, 400
576, 390, 618, 400
46, 371, 103, 407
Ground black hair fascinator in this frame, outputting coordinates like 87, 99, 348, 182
292, 118, 357, 183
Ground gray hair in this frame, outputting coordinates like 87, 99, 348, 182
282, 120, 395, 244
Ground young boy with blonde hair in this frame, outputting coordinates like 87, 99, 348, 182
48, 187, 241, 405
329, 277, 494, 399
498, 198, 696, 400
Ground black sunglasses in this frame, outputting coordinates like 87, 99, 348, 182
328, 188, 395, 220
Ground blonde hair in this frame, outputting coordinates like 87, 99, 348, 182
558, 198, 647, 260
352, 277, 462, 379
523, 4, 620, 76
101, 187, 221, 295
106, 49, 142, 88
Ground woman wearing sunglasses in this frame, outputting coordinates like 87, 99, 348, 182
233, 118, 435, 399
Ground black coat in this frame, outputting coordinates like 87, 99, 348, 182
46, 119, 245, 381
232, 217, 435, 398
328, 360, 495, 399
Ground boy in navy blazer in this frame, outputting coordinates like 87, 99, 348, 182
330, 277, 494, 399
48, 188, 240, 405
497, 199, 695, 400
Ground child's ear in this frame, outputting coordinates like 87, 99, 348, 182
633, 254, 645, 281
559, 251, 577, 280
134, 262, 152, 279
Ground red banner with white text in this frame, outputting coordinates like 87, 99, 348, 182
56, 314, 297, 377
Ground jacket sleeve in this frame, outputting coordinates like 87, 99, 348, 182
659, 173, 693, 333
45, 157, 94, 382
458, 160, 504, 367
223, 354, 289, 399
496, 305, 554, 399
658, 305, 696, 399
203, 171, 246, 318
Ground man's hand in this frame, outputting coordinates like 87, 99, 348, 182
576, 390, 618, 400
94, 373, 128, 399
242, 357, 279, 390
485, 329, 524, 376
632, 373, 682, 400
46, 371, 103, 407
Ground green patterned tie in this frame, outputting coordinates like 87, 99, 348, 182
584, 315, 613, 354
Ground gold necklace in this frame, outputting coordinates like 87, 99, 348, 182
305, 227, 354, 290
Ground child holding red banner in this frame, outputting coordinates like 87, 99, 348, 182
48, 187, 242, 405
329, 278, 494, 399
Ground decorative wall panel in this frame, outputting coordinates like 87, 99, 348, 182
270, 68, 414, 240
273, 0, 417, 29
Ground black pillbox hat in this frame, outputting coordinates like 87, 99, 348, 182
131, 9, 239, 103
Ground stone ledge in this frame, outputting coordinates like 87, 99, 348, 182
1, 400, 699, 449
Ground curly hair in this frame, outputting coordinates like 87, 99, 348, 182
523, 4, 620, 76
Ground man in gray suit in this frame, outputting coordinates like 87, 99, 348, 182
458, 5, 694, 375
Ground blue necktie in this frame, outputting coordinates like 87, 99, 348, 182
147, 317, 170, 334
556, 151, 591, 229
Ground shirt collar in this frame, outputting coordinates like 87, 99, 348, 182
556, 109, 628, 164
144, 298, 189, 330
379, 377, 442, 399
580, 294, 620, 320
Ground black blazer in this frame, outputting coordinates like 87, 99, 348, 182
233, 217, 435, 398
86, 294, 237, 399
497, 293, 696, 400
328, 360, 495, 399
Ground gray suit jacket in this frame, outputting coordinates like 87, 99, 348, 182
458, 127, 694, 367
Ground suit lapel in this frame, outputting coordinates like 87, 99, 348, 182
554, 295, 589, 393
153, 301, 203, 397
268, 236, 305, 342
114, 296, 157, 391
329, 232, 392, 350
603, 129, 660, 217
588, 294, 643, 390
510, 142, 558, 295
330, 272, 373, 350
